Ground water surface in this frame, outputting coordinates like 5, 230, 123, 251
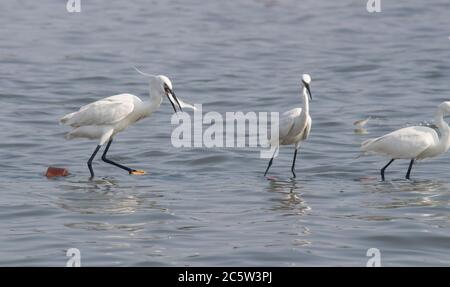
1, 0, 450, 266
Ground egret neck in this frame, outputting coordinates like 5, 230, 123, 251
145, 78, 164, 114
302, 84, 310, 116
434, 109, 450, 154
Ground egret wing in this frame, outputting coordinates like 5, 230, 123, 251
61, 94, 137, 127
270, 108, 302, 146
361, 126, 437, 158
301, 116, 312, 140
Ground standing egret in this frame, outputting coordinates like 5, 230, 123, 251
264, 74, 313, 178
60, 68, 193, 178
361, 101, 450, 181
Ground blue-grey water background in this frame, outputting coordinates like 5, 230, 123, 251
1, 0, 450, 266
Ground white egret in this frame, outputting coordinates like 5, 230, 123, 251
60, 68, 193, 178
361, 101, 450, 181
264, 74, 313, 178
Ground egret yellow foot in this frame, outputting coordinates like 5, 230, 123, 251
129, 170, 146, 175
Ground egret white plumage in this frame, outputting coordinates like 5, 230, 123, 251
264, 74, 312, 178
60, 68, 193, 178
361, 101, 450, 181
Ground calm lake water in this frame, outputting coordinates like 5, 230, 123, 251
1, 0, 450, 266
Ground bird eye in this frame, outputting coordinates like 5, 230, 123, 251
163, 84, 170, 92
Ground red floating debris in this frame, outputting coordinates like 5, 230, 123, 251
45, 167, 69, 177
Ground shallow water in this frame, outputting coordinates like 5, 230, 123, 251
1, 0, 450, 266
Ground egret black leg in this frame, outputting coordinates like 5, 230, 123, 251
264, 147, 278, 177
87, 145, 101, 179
405, 159, 415, 180
380, 159, 395, 181
101, 139, 134, 173
291, 148, 298, 178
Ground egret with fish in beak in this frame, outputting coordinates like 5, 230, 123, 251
60, 67, 194, 178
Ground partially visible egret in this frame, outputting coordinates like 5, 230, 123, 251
264, 74, 313, 178
354, 116, 371, 128
361, 101, 450, 181
60, 68, 194, 178
354, 116, 371, 135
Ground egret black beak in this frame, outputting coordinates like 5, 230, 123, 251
306, 84, 312, 101
165, 85, 183, 113
303, 81, 312, 101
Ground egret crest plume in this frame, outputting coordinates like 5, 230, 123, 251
133, 66, 156, 78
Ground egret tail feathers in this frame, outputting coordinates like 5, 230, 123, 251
361, 138, 377, 152
59, 112, 77, 125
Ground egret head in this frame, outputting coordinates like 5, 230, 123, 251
158, 75, 172, 90
157, 75, 183, 113
301, 74, 312, 101
134, 67, 183, 113
438, 101, 450, 115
